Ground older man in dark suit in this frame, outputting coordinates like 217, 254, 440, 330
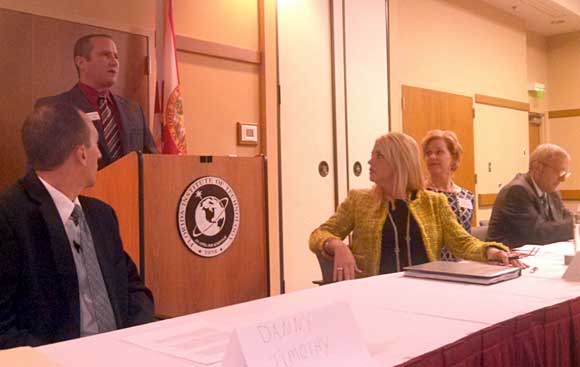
487, 144, 573, 248
36, 34, 157, 169
0, 103, 154, 349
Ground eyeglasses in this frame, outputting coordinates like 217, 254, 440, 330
539, 161, 571, 180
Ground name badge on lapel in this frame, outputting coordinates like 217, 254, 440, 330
458, 197, 473, 210
85, 111, 100, 121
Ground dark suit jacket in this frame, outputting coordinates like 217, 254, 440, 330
0, 172, 154, 348
36, 85, 158, 169
487, 173, 572, 247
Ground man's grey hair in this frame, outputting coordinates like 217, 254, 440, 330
529, 143, 570, 171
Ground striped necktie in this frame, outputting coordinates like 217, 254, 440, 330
540, 194, 552, 220
97, 95, 122, 161
70, 205, 117, 333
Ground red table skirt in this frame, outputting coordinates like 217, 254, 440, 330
397, 297, 580, 367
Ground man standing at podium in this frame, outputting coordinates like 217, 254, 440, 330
0, 103, 155, 348
36, 34, 157, 169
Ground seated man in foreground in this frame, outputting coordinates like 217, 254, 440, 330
487, 144, 573, 248
0, 103, 154, 349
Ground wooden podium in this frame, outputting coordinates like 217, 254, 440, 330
83, 152, 268, 317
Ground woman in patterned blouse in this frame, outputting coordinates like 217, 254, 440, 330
310, 132, 522, 282
421, 130, 474, 261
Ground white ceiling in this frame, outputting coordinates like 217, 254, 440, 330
482, 0, 580, 36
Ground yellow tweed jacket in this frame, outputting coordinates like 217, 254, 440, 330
309, 189, 508, 277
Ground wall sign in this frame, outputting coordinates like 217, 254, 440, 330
178, 176, 240, 257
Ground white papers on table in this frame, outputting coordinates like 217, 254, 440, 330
515, 242, 574, 257
122, 320, 230, 365
512, 242, 573, 278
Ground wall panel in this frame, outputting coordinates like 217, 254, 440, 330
177, 52, 260, 156
278, 0, 336, 292
344, 0, 389, 190
474, 105, 528, 221
174, 0, 258, 51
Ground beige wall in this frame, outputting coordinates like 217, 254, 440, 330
527, 32, 549, 116
390, 0, 527, 130
547, 32, 580, 111
389, 0, 529, 221
0, 0, 156, 30
546, 32, 580, 191
526, 31, 549, 197
174, 0, 258, 50
553, 0, 580, 14
173, 0, 261, 156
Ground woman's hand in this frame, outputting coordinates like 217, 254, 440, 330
486, 247, 529, 269
324, 239, 362, 282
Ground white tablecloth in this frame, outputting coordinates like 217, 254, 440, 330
39, 242, 580, 366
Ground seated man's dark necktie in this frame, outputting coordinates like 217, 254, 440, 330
97, 95, 122, 161
541, 194, 553, 220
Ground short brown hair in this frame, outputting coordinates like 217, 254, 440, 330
421, 130, 464, 172
373, 132, 425, 200
22, 103, 90, 170
73, 34, 113, 74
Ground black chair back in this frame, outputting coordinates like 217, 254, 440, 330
312, 251, 334, 285
471, 225, 489, 241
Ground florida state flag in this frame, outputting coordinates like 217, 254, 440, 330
155, 0, 187, 154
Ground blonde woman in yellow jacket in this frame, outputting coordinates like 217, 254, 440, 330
309, 132, 525, 282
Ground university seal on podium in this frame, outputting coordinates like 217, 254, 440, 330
177, 176, 240, 257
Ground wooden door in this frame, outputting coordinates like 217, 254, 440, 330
278, 0, 336, 292
0, 8, 148, 191
402, 85, 475, 196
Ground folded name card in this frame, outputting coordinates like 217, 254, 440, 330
222, 302, 377, 367
563, 252, 580, 281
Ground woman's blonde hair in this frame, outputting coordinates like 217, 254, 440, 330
372, 132, 424, 200
420, 130, 463, 172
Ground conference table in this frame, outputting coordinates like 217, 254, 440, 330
39, 242, 580, 366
